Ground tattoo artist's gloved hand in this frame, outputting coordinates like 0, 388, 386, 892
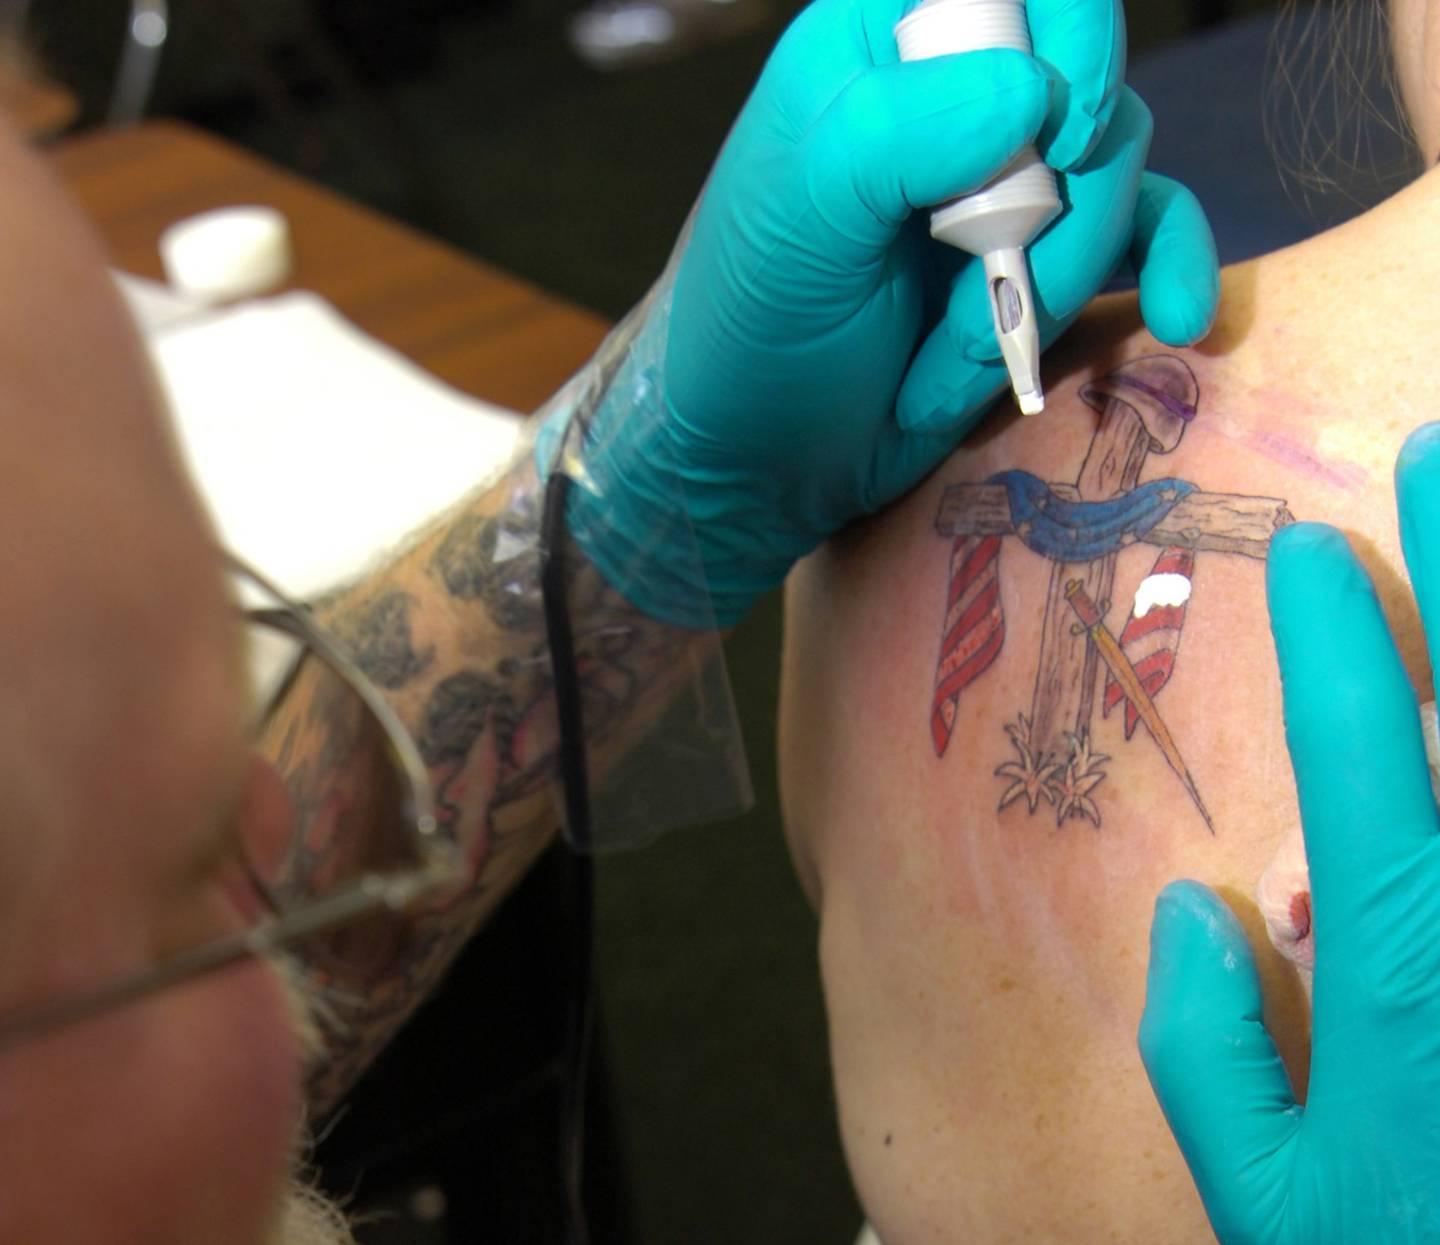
563, 0, 1219, 627
1137, 425, 1440, 1244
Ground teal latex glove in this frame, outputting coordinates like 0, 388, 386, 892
1138, 424, 1440, 1244
565, 0, 1219, 627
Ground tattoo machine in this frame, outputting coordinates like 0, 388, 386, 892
894, 0, 1060, 414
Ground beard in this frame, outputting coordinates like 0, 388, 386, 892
268, 1181, 357, 1245
264, 957, 358, 1245
270, 1180, 360, 1243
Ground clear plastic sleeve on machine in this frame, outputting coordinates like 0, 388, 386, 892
528, 259, 753, 852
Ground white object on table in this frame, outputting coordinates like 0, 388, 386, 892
159, 205, 294, 304
122, 284, 525, 600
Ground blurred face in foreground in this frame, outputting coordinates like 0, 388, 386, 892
0, 122, 351, 1243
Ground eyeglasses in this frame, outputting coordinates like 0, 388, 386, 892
0, 554, 457, 1052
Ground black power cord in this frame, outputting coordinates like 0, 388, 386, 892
539, 468, 596, 1245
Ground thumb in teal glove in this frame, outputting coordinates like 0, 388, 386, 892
562, 0, 1220, 628
1138, 425, 1440, 1244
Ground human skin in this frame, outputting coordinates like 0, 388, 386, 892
0, 0, 1220, 1223
0, 1, 1172, 1226
0, 120, 301, 1243
0, 109, 702, 1241
1392, 0, 1440, 158
778, 117, 1440, 1244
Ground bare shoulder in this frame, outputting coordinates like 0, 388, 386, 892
777, 272, 1417, 1242
784, 271, 1418, 855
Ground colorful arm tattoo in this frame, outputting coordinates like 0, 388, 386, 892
274, 454, 701, 1116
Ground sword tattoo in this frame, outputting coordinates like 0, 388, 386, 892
1064, 578, 1214, 832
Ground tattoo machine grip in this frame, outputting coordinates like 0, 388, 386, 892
893, 0, 1060, 414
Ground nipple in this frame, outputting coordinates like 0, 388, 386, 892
1256, 699, 1440, 995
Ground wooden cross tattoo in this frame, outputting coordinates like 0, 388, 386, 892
929, 355, 1295, 831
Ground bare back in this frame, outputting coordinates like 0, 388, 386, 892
779, 175, 1438, 1242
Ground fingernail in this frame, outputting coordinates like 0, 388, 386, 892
905, 403, 953, 434
1153, 878, 1210, 931
1269, 523, 1368, 609
1035, 65, 1091, 170
1048, 128, 1094, 173
1146, 295, 1212, 349
1397, 427, 1440, 602
962, 337, 1002, 364
1269, 520, 1352, 565
1398, 422, 1440, 474
1152, 879, 1245, 963
896, 388, 940, 434
1268, 524, 1371, 668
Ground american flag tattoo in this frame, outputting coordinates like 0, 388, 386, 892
1102, 546, 1195, 739
931, 534, 1005, 756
